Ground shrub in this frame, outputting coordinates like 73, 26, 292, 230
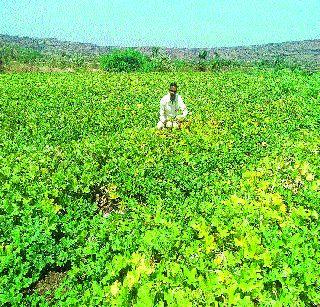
209, 53, 242, 71
255, 56, 302, 72
172, 59, 193, 71
99, 48, 149, 72
145, 56, 174, 72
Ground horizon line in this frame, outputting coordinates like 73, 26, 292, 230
1, 33, 319, 50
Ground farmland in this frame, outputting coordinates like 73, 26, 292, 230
0, 68, 319, 305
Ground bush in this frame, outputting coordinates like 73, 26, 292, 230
209, 54, 242, 71
255, 56, 302, 72
99, 49, 149, 72
145, 56, 174, 72
172, 59, 194, 71
144, 56, 193, 72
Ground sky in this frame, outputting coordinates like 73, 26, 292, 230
0, 0, 319, 48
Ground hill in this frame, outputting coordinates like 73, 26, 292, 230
1, 34, 319, 70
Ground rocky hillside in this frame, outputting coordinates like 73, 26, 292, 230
1, 34, 319, 69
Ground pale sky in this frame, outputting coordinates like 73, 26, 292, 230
0, 0, 319, 48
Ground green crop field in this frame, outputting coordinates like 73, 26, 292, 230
0, 68, 319, 306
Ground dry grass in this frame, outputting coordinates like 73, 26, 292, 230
2, 62, 101, 73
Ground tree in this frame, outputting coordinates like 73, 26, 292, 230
198, 50, 208, 61
198, 50, 209, 71
151, 47, 160, 58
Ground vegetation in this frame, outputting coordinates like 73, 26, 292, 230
99, 48, 150, 72
0, 44, 43, 64
0, 43, 98, 71
0, 68, 319, 305
1, 41, 317, 74
254, 56, 303, 72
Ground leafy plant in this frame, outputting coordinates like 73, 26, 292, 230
0, 68, 319, 305
99, 48, 150, 72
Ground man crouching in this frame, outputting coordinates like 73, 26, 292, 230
157, 82, 188, 129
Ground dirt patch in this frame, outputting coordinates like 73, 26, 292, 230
34, 270, 67, 300
94, 184, 123, 217
22, 263, 70, 301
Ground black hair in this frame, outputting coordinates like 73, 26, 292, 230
170, 82, 177, 88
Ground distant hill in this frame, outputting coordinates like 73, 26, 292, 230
1, 34, 319, 70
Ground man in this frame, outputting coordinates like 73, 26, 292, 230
157, 82, 188, 129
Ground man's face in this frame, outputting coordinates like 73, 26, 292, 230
169, 86, 177, 100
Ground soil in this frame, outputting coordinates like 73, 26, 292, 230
95, 185, 121, 217
34, 270, 67, 300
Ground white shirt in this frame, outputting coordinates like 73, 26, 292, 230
159, 93, 188, 123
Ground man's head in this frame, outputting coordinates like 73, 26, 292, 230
169, 82, 177, 100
